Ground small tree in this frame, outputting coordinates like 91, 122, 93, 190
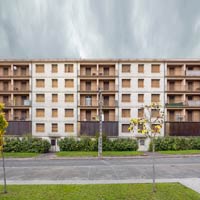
129, 103, 164, 192
0, 104, 8, 193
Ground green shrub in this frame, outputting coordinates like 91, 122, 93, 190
58, 137, 138, 151
149, 137, 200, 151
3, 137, 51, 153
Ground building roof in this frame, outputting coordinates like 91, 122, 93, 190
0, 58, 200, 63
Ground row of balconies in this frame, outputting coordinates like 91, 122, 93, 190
78, 100, 118, 107
0, 85, 30, 92
0, 68, 30, 77
78, 70, 118, 77
78, 84, 118, 92
166, 69, 200, 77
2, 100, 31, 107
166, 85, 200, 92
4, 112, 31, 121
166, 100, 200, 108
78, 114, 118, 121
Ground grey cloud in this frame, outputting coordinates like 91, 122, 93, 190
0, 0, 200, 59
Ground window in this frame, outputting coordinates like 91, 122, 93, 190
3, 67, 9, 75
52, 123, 58, 132
122, 64, 131, 73
36, 123, 45, 132
52, 94, 58, 102
36, 94, 45, 102
52, 64, 58, 73
122, 124, 129, 132
36, 79, 45, 88
65, 94, 74, 102
65, 64, 73, 73
52, 109, 58, 118
151, 94, 160, 103
36, 64, 44, 73
52, 79, 58, 88
65, 79, 74, 88
65, 124, 74, 132
152, 109, 159, 118
65, 109, 74, 117
138, 79, 144, 88
138, 94, 144, 103
122, 79, 131, 88
151, 79, 160, 88
36, 109, 45, 117
151, 64, 160, 73
122, 109, 131, 118
138, 64, 144, 73
122, 94, 131, 102
138, 108, 144, 118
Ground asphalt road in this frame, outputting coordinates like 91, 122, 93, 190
0, 156, 200, 183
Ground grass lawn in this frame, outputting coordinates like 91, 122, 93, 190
0, 183, 200, 200
158, 150, 200, 155
56, 151, 143, 157
0, 152, 40, 158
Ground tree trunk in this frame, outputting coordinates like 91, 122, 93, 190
1, 150, 7, 193
152, 137, 156, 193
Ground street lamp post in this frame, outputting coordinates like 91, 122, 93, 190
98, 88, 103, 158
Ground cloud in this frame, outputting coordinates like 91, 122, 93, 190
0, 0, 200, 59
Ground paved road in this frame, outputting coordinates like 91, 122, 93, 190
0, 156, 200, 183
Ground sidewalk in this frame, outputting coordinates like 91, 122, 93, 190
3, 152, 200, 160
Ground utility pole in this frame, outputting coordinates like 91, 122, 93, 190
98, 88, 103, 158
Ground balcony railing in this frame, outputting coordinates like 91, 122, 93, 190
166, 69, 185, 76
78, 70, 118, 76
165, 102, 185, 107
78, 99, 117, 107
187, 100, 200, 107
78, 114, 118, 121
13, 71, 30, 77
166, 85, 200, 92
79, 100, 98, 107
13, 85, 30, 92
186, 70, 200, 76
166, 100, 200, 107
78, 85, 98, 92
3, 100, 31, 107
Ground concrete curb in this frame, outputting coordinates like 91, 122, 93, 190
3, 153, 200, 161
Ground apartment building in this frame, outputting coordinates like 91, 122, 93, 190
0, 61, 32, 135
1, 59, 200, 149
77, 61, 119, 136
31, 62, 77, 150
165, 61, 200, 136
119, 62, 165, 148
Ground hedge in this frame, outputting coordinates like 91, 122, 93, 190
149, 137, 200, 151
3, 137, 51, 153
58, 137, 138, 151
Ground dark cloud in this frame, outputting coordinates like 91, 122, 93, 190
0, 0, 200, 59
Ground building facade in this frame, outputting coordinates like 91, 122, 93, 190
1, 59, 200, 150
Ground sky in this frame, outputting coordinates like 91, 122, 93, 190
0, 0, 200, 59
